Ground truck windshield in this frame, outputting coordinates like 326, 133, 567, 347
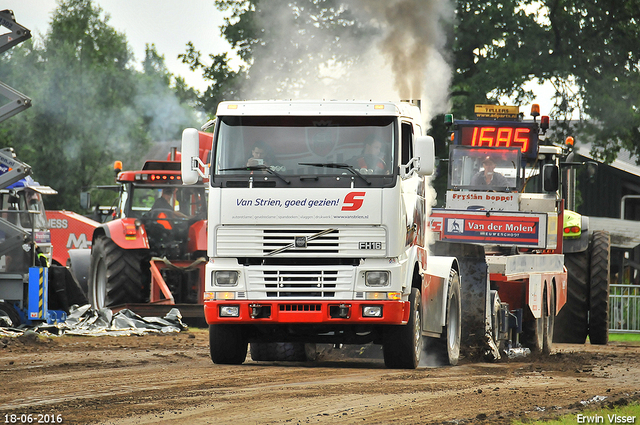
448, 146, 521, 192
214, 116, 396, 179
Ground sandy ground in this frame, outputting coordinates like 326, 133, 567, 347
1, 330, 639, 425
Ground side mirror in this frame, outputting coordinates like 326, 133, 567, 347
181, 128, 201, 185
414, 135, 435, 176
80, 191, 91, 210
542, 164, 559, 192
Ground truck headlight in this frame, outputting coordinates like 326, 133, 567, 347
362, 306, 383, 317
219, 305, 240, 317
214, 271, 239, 286
365, 271, 390, 287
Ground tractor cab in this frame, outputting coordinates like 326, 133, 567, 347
115, 160, 207, 260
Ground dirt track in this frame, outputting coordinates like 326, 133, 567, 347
1, 329, 639, 425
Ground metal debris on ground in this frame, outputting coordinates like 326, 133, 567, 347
0, 304, 187, 337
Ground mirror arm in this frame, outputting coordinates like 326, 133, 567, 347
190, 156, 210, 179
400, 157, 420, 179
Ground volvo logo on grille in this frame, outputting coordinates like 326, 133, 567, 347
295, 236, 307, 248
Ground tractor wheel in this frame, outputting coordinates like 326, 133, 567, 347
0, 301, 21, 327
554, 250, 589, 343
88, 236, 147, 309
209, 324, 247, 365
543, 284, 555, 355
433, 269, 461, 366
589, 231, 611, 345
250, 342, 309, 362
383, 287, 422, 369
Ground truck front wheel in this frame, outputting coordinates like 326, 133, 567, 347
88, 236, 147, 308
383, 287, 422, 369
209, 324, 247, 364
434, 269, 461, 365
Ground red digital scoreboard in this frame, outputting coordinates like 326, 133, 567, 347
456, 122, 539, 158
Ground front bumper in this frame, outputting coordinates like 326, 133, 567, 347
204, 300, 410, 325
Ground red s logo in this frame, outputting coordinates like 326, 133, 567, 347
342, 192, 366, 211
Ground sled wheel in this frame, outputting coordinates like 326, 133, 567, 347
383, 287, 422, 369
543, 284, 555, 355
209, 324, 247, 364
588, 231, 610, 345
88, 236, 147, 308
250, 342, 308, 362
522, 309, 544, 354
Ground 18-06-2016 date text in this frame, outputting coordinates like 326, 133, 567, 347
4, 413, 63, 424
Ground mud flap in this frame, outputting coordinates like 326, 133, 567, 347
432, 241, 498, 360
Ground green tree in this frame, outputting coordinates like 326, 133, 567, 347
451, 0, 640, 161
138, 44, 202, 141
0, 0, 200, 210
180, 43, 246, 114
184, 0, 377, 116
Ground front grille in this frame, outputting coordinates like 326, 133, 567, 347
216, 226, 386, 257
246, 266, 354, 298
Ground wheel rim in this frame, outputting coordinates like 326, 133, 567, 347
94, 257, 107, 308
413, 308, 422, 364
448, 292, 460, 354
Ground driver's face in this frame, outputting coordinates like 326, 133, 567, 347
365, 140, 382, 156
252, 147, 266, 159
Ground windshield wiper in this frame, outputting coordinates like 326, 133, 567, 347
220, 165, 290, 185
298, 162, 371, 185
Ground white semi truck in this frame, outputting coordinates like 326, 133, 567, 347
181, 100, 461, 368
181, 100, 568, 369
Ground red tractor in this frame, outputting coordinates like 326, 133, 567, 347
69, 133, 212, 319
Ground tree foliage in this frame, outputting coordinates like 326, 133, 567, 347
0, 0, 200, 210
451, 0, 640, 162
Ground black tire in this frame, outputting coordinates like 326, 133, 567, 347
554, 250, 589, 343
589, 231, 610, 345
250, 342, 307, 362
88, 236, 147, 308
543, 284, 555, 355
383, 287, 422, 369
209, 324, 247, 364
433, 269, 461, 366
0, 301, 21, 327
522, 311, 544, 353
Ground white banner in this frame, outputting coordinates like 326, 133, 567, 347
446, 191, 519, 211
220, 188, 382, 224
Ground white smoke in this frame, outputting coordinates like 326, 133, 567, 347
243, 0, 454, 126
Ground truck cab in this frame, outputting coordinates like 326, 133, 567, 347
182, 100, 463, 369
0, 177, 57, 266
